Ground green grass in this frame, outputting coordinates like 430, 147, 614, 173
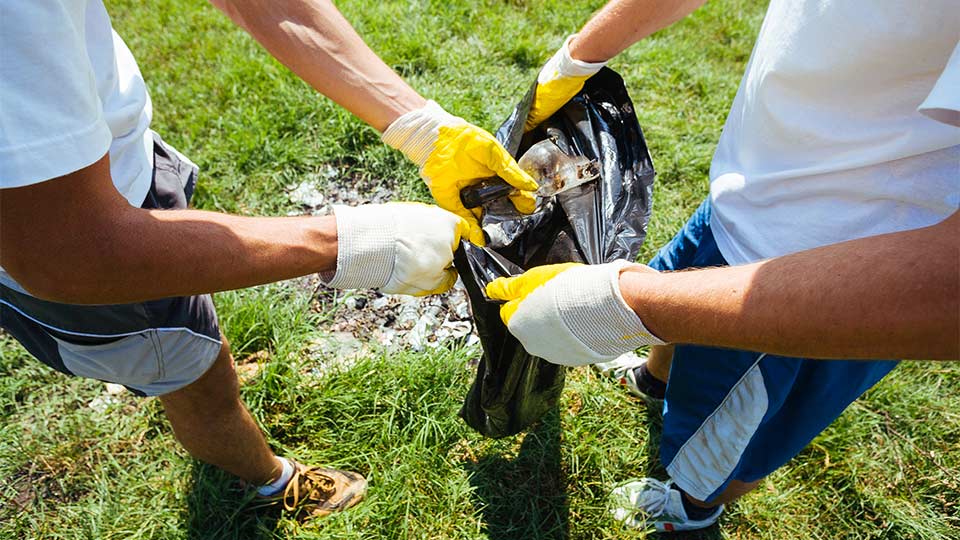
2, 0, 958, 538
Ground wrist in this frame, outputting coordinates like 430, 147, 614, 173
566, 33, 611, 65
381, 100, 463, 168
618, 264, 670, 342
321, 205, 395, 289
377, 94, 429, 133
539, 35, 607, 85
308, 215, 339, 276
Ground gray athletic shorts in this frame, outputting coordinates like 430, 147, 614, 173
0, 133, 222, 396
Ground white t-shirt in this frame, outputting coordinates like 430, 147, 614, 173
0, 0, 153, 203
0, 0, 152, 292
709, 0, 960, 265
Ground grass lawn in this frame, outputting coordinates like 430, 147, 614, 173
1, 0, 958, 538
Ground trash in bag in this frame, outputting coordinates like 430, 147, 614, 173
455, 67, 656, 438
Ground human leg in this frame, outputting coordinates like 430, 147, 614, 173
597, 198, 713, 401
607, 197, 902, 531
645, 344, 673, 382
686, 478, 760, 507
158, 338, 279, 485
0, 292, 367, 517
156, 338, 367, 517
610, 343, 897, 532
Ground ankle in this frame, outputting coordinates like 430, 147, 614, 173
674, 485, 719, 520
257, 457, 294, 496
634, 363, 667, 399
646, 345, 674, 381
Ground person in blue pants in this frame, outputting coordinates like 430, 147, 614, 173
485, 0, 959, 532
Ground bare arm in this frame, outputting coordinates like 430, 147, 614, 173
619, 211, 960, 360
209, 0, 425, 131
0, 154, 338, 304
568, 0, 707, 63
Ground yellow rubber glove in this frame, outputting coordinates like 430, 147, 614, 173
486, 261, 665, 366
486, 263, 582, 324
382, 101, 539, 245
525, 35, 607, 133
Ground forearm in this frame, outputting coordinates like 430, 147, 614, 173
620, 213, 960, 360
0, 155, 339, 305
569, 0, 707, 63
211, 0, 425, 131
20, 208, 337, 305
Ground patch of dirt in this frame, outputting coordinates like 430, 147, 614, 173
2, 468, 41, 514
286, 167, 397, 216
450, 439, 480, 464
236, 350, 269, 385
287, 174, 481, 371
315, 284, 477, 351
1, 457, 91, 520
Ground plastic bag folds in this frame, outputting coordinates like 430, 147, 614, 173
456, 67, 656, 438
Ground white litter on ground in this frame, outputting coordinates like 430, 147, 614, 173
88, 394, 120, 413
104, 383, 126, 395
288, 174, 481, 374
316, 279, 478, 352
286, 166, 396, 216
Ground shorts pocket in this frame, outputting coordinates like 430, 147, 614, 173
52, 331, 163, 387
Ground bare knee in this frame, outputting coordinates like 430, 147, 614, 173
160, 341, 241, 418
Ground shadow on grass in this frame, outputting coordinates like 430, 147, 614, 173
464, 408, 569, 540
185, 462, 280, 540
641, 403, 723, 540
641, 402, 665, 478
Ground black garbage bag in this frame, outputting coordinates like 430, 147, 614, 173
455, 68, 656, 438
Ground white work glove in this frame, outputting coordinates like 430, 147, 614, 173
485, 260, 665, 366
323, 202, 468, 296
525, 35, 607, 132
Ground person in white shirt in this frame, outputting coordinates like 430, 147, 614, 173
488, 0, 959, 532
0, 0, 539, 518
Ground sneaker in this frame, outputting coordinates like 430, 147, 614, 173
593, 351, 645, 377
594, 352, 665, 406
610, 478, 722, 532
253, 459, 367, 519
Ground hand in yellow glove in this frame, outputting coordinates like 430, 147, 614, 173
382, 101, 539, 245
486, 261, 665, 366
525, 35, 607, 132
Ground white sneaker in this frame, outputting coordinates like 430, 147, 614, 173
593, 351, 645, 377
593, 352, 664, 407
610, 478, 723, 532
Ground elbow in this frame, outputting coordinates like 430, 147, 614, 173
2, 230, 125, 304
4, 262, 101, 304
4, 266, 60, 302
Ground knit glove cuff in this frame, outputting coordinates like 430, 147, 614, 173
321, 205, 395, 290
558, 260, 666, 358
381, 100, 465, 168
538, 34, 607, 84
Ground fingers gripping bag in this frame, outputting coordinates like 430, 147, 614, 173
455, 68, 656, 438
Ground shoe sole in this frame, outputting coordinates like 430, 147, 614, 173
654, 505, 724, 532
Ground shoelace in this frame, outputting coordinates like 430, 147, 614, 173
282, 466, 336, 512
621, 478, 672, 519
